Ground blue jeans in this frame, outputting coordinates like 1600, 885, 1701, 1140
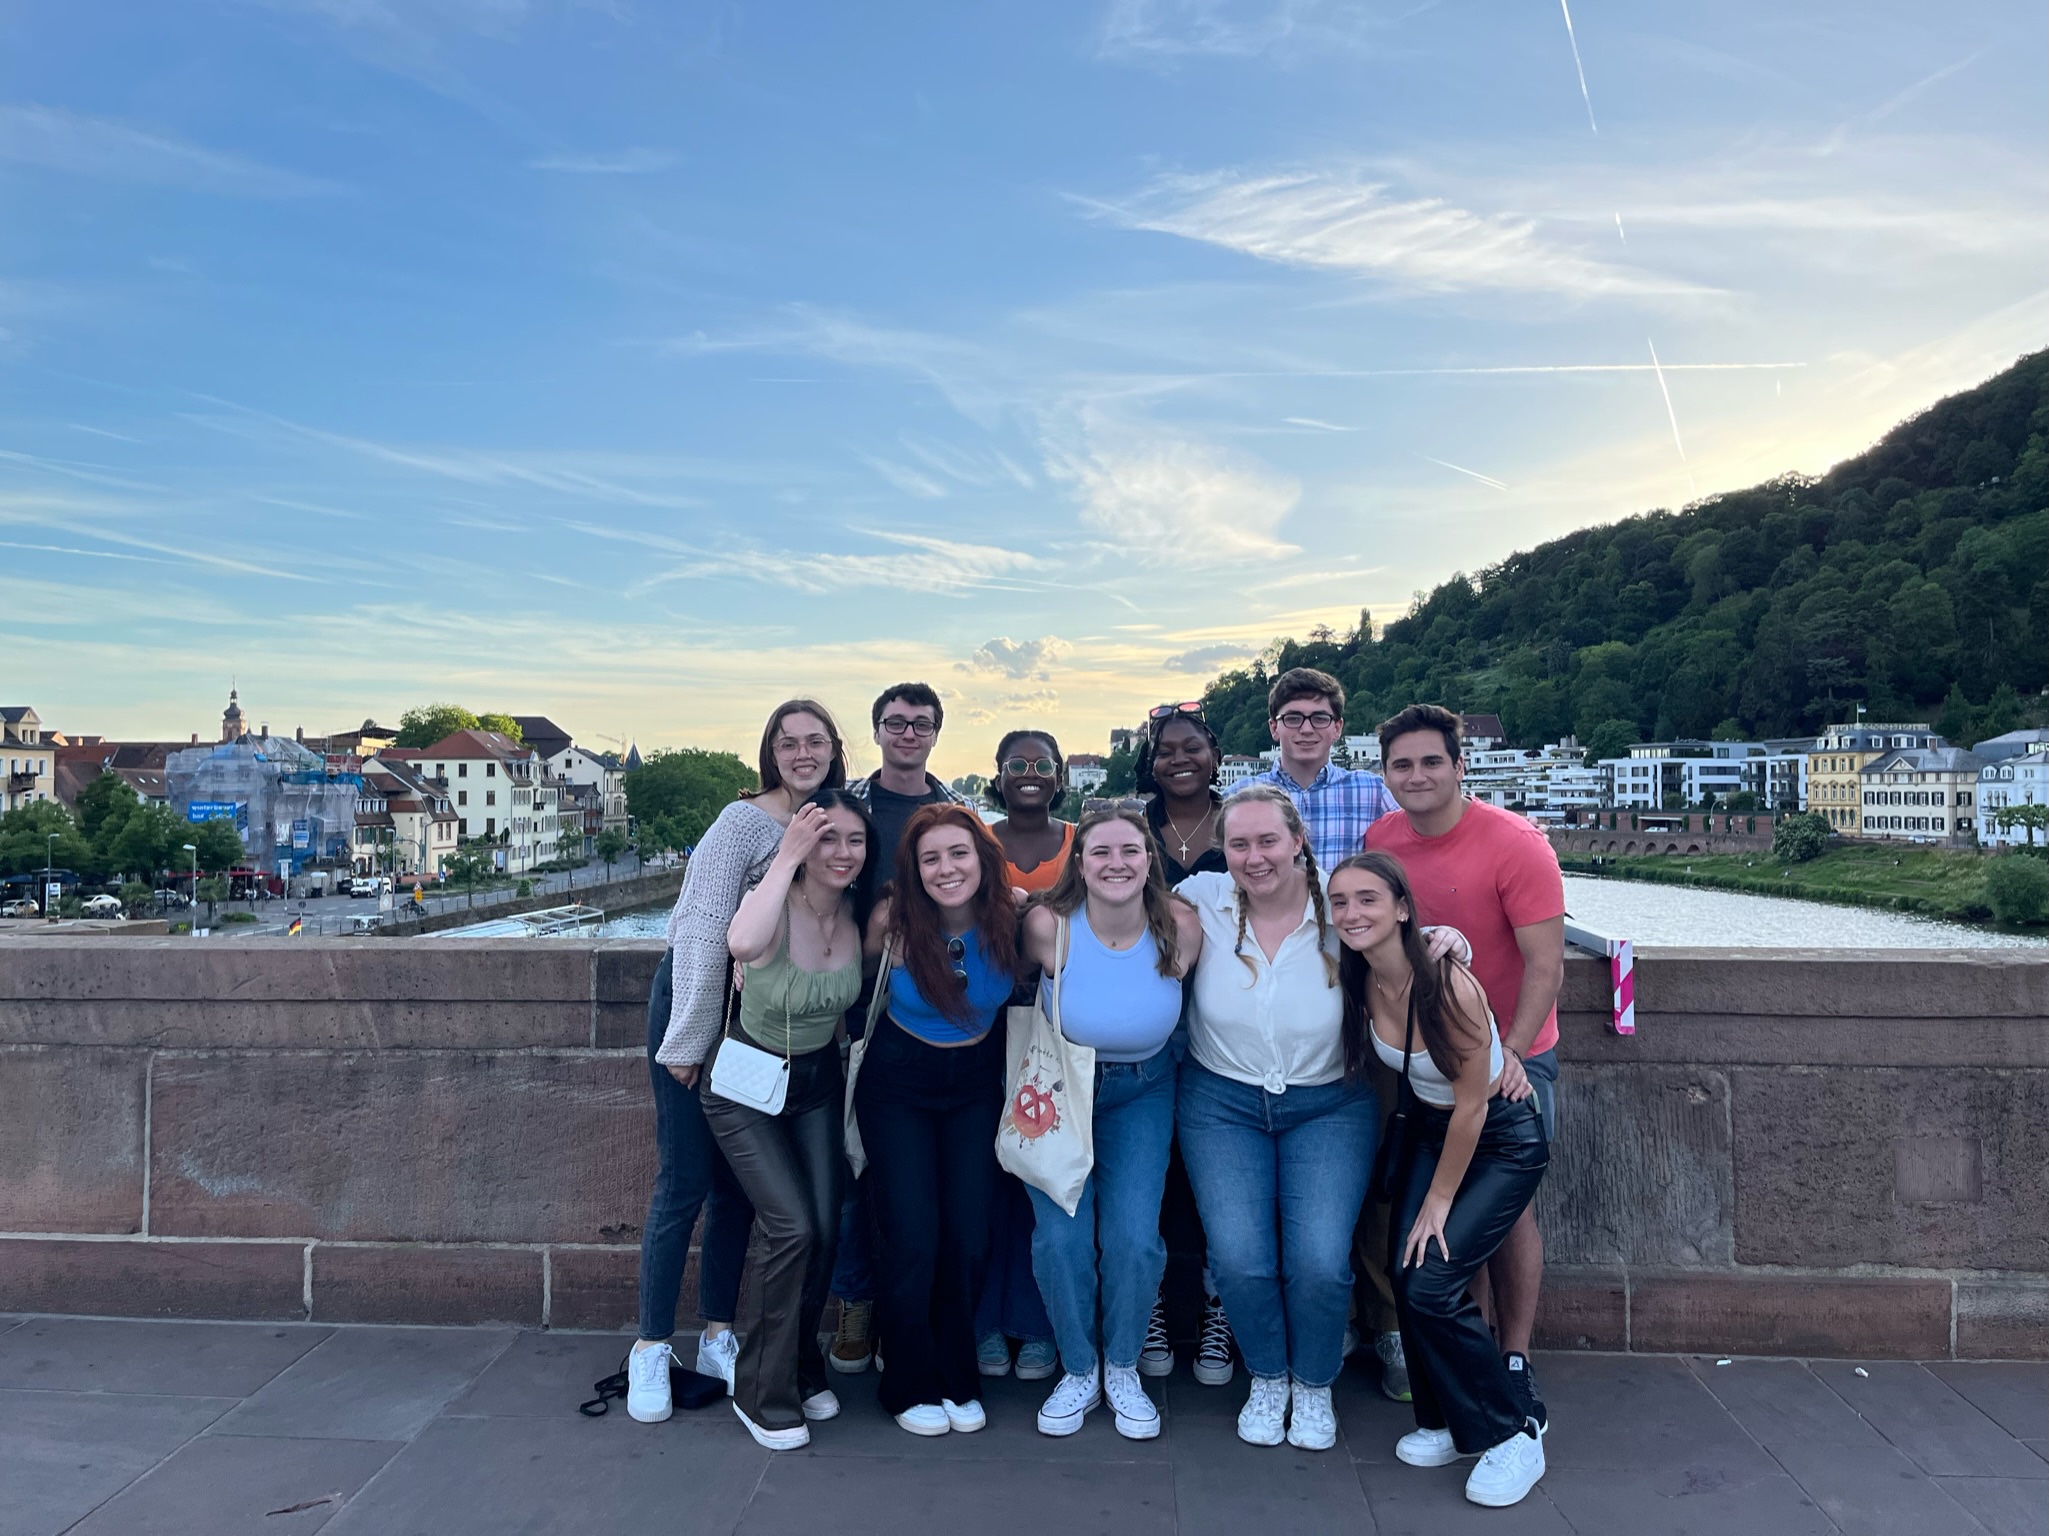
975, 1170, 1054, 1344
1176, 1060, 1378, 1386
831, 1170, 876, 1303
637, 948, 755, 1341
1028, 1044, 1178, 1375
1521, 1048, 1559, 1142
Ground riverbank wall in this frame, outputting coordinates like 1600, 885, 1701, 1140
1557, 854, 1999, 924
2, 940, 2042, 1358
381, 865, 685, 936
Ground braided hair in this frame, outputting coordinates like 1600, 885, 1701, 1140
1216, 784, 1339, 985
1133, 712, 1222, 795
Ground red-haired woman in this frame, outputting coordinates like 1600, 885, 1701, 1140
856, 804, 1022, 1437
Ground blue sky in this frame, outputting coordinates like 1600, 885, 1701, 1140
3, 1, 2043, 777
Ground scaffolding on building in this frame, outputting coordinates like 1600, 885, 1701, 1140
166, 735, 361, 875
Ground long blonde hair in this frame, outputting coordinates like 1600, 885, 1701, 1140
1035, 806, 1187, 977
1217, 784, 1338, 985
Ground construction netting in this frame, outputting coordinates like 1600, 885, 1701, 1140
166, 735, 362, 873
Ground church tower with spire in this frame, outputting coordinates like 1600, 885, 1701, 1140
221, 686, 247, 743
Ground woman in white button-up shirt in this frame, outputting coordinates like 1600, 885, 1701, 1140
1174, 783, 1382, 1455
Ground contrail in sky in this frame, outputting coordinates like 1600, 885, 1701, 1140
1615, 213, 1626, 243
1646, 339, 1696, 497
1559, 0, 1597, 132
1421, 456, 1509, 490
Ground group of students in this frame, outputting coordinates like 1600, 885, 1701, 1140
625, 669, 1568, 1510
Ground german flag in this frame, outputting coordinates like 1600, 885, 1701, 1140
286, 917, 303, 936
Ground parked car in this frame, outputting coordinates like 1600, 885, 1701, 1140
153, 889, 193, 910
351, 876, 389, 899
81, 894, 125, 918
2, 898, 39, 918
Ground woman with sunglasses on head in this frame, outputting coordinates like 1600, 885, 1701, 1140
703, 789, 875, 1450
1326, 851, 1548, 1508
629, 700, 848, 1426
973, 729, 1067, 1381
857, 804, 1024, 1436
1021, 806, 1201, 1440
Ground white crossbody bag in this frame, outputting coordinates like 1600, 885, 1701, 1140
704, 963, 791, 1117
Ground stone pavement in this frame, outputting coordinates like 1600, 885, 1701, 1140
1, 1314, 2040, 1536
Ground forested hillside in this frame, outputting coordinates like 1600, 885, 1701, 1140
1201, 351, 2049, 759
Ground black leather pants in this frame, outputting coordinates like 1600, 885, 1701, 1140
702, 1036, 845, 1430
1389, 1093, 1548, 1454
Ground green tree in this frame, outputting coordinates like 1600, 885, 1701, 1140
194, 875, 228, 924
118, 880, 153, 914
0, 800, 93, 879
1995, 803, 2049, 847
1725, 790, 1759, 813
1771, 812, 1832, 863
594, 827, 626, 880
442, 845, 496, 908
106, 802, 181, 882
626, 749, 754, 852
396, 704, 481, 749
1101, 741, 1137, 795
1580, 718, 1640, 768
75, 771, 140, 844
475, 712, 524, 744
1983, 855, 2048, 925
189, 819, 245, 872
950, 773, 989, 801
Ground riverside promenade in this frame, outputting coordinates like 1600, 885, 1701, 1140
4, 1313, 2041, 1536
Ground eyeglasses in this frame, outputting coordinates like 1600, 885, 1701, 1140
1275, 711, 1339, 732
1002, 757, 1059, 777
1149, 701, 1204, 721
880, 716, 937, 738
774, 733, 834, 754
1082, 797, 1148, 815
946, 934, 968, 980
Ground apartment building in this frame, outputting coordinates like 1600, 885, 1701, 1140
1, 706, 54, 811
1978, 749, 2049, 848
1808, 722, 1942, 834
1860, 746, 1983, 843
390, 729, 559, 874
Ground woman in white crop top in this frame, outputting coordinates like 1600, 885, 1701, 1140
1327, 851, 1551, 1511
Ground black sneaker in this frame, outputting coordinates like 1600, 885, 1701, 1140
1503, 1352, 1547, 1435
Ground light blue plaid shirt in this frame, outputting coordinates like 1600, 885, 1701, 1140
1231, 761, 1399, 874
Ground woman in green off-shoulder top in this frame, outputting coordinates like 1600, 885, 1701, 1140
701, 788, 875, 1450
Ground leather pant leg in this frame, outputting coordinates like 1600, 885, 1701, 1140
1390, 1095, 1549, 1455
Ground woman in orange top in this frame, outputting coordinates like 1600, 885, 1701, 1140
989, 729, 1074, 895
975, 727, 1067, 1379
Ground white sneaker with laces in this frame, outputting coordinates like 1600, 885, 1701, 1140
942, 1398, 986, 1433
1105, 1364, 1160, 1441
895, 1403, 951, 1436
732, 1400, 809, 1450
1194, 1296, 1235, 1387
697, 1329, 738, 1394
1037, 1367, 1102, 1436
1395, 1426, 1464, 1467
1139, 1295, 1174, 1378
1237, 1375, 1290, 1446
801, 1389, 840, 1421
626, 1341, 675, 1424
1465, 1424, 1546, 1507
1286, 1380, 1337, 1451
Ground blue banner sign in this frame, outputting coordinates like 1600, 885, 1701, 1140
187, 801, 243, 824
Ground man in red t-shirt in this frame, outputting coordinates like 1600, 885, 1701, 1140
1364, 703, 1565, 1433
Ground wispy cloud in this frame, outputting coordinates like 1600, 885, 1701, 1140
856, 453, 949, 500
1075, 170, 1708, 298
1284, 416, 1354, 432
1097, 0, 1386, 60
1161, 641, 1255, 672
1043, 411, 1300, 566
959, 635, 1070, 680
529, 148, 676, 174
0, 105, 337, 196
628, 529, 1046, 598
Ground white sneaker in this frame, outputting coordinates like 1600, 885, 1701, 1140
1465, 1424, 1545, 1508
1395, 1426, 1465, 1467
1194, 1296, 1235, 1387
626, 1341, 675, 1424
1037, 1368, 1102, 1436
1286, 1380, 1337, 1451
1105, 1364, 1160, 1441
895, 1403, 951, 1436
801, 1389, 840, 1421
732, 1399, 809, 1450
942, 1397, 986, 1433
1237, 1375, 1290, 1446
697, 1329, 738, 1394
1139, 1295, 1174, 1378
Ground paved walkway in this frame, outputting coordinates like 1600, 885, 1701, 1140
2, 1315, 2040, 1536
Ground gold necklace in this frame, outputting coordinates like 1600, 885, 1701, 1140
795, 889, 838, 959
1162, 802, 1215, 862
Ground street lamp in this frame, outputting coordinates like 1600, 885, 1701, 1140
182, 843, 198, 938
45, 831, 57, 923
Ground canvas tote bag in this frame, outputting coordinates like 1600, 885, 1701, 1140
995, 914, 1096, 1216
842, 934, 893, 1178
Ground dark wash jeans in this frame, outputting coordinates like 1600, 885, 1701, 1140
1391, 1093, 1549, 1453
637, 948, 755, 1342
702, 1033, 844, 1431
854, 1020, 1005, 1415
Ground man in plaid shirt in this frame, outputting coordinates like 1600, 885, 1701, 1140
1227, 664, 1411, 1405
1230, 666, 1396, 872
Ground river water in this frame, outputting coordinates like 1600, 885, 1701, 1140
592, 878, 2043, 949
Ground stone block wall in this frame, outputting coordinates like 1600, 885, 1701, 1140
2, 937, 2043, 1358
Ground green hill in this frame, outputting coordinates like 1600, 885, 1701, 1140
1200, 350, 2049, 757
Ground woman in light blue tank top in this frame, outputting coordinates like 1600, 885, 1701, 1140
1016, 806, 1203, 1441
